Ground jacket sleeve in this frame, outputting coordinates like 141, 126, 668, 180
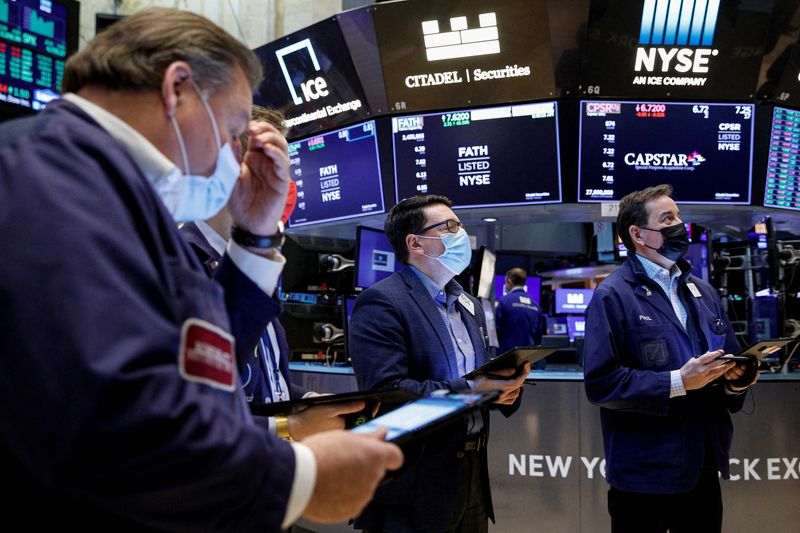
583, 288, 672, 416
0, 139, 296, 531
349, 288, 471, 395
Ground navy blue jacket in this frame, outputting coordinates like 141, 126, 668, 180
0, 100, 295, 530
349, 266, 521, 533
495, 287, 545, 355
584, 256, 745, 494
179, 221, 307, 402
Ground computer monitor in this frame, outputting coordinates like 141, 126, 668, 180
341, 295, 357, 356
392, 101, 561, 208
354, 226, 400, 291
287, 120, 385, 227
0, 0, 80, 116
566, 316, 586, 341
546, 316, 568, 336
554, 288, 594, 314
765, 106, 800, 211
578, 100, 754, 204
493, 275, 542, 303
474, 247, 496, 300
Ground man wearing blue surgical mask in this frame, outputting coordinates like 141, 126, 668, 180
0, 8, 402, 531
349, 194, 529, 533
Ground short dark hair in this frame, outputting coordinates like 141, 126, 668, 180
385, 195, 453, 264
617, 184, 674, 252
506, 268, 527, 286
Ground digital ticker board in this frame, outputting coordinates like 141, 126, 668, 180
578, 100, 753, 204
765, 106, 800, 211
288, 120, 385, 227
392, 101, 561, 208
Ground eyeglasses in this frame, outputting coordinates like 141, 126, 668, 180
417, 219, 465, 234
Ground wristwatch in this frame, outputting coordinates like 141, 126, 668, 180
231, 221, 285, 250
275, 415, 292, 440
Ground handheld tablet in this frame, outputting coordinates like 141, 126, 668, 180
349, 391, 499, 445
248, 389, 419, 427
716, 338, 796, 363
462, 346, 557, 380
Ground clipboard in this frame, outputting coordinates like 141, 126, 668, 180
349, 390, 499, 445
718, 338, 797, 365
248, 389, 419, 420
462, 346, 557, 380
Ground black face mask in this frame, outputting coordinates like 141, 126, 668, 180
640, 223, 690, 262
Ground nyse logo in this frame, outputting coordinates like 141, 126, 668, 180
275, 38, 329, 105
421, 12, 500, 62
635, 0, 720, 74
567, 293, 584, 305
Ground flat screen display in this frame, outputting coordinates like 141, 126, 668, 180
566, 316, 586, 341
494, 275, 541, 304
765, 106, 800, 211
554, 288, 594, 314
393, 101, 561, 208
252, 16, 371, 139
546, 316, 567, 336
0, 0, 78, 113
355, 226, 400, 290
578, 100, 753, 204
580, 0, 773, 100
373, 0, 555, 113
288, 120, 385, 227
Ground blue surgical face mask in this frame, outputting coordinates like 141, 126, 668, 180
416, 228, 472, 275
156, 79, 240, 222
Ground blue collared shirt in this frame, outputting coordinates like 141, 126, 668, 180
408, 265, 476, 377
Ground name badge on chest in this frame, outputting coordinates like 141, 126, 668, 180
686, 282, 702, 298
458, 293, 475, 315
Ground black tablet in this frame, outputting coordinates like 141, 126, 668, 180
462, 346, 557, 380
248, 389, 419, 419
349, 390, 499, 445
717, 338, 797, 364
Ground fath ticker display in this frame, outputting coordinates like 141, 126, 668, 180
393, 101, 561, 208
288, 120, 385, 227
765, 106, 800, 212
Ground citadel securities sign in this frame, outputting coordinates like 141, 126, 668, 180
581, 0, 775, 99
373, 0, 556, 113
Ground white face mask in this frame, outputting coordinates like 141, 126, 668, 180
155, 79, 240, 222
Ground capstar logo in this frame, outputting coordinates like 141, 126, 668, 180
623, 150, 705, 169
634, 0, 720, 74
421, 12, 500, 62
275, 38, 329, 105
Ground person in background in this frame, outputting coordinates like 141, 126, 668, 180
0, 9, 401, 530
495, 267, 546, 369
584, 184, 759, 533
180, 105, 361, 440
349, 194, 529, 533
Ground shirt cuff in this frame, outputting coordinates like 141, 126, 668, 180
226, 241, 285, 297
669, 369, 686, 398
281, 442, 317, 529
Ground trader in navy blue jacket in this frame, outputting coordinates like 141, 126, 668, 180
584, 184, 758, 533
496, 267, 546, 368
349, 195, 529, 533
0, 9, 401, 531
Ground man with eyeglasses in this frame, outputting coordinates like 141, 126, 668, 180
349, 194, 529, 533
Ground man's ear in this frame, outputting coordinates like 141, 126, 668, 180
161, 61, 193, 118
405, 233, 422, 258
629, 225, 644, 247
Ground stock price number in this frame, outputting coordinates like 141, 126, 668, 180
585, 189, 614, 197
441, 112, 470, 127
692, 105, 709, 119
635, 103, 666, 118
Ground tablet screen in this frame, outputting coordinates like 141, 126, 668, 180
351, 394, 480, 442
